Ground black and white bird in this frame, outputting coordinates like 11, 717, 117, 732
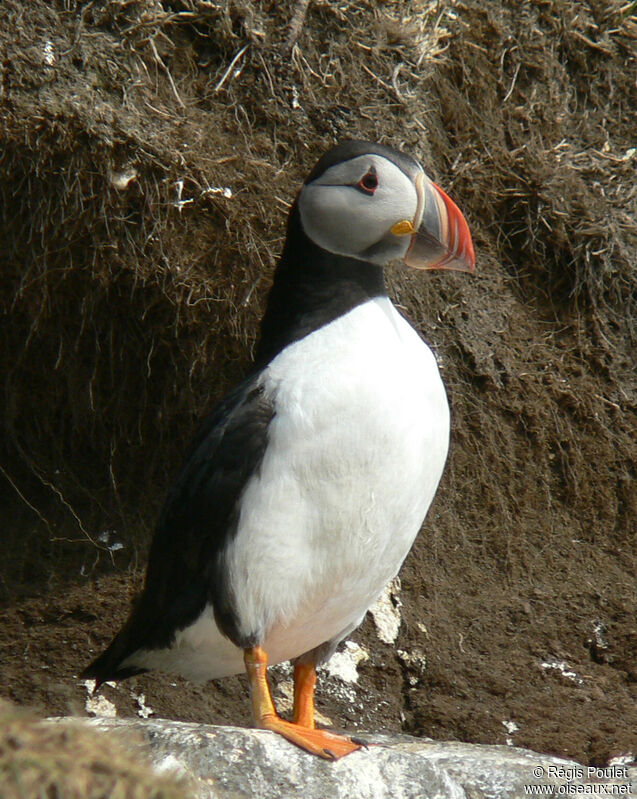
82, 140, 475, 760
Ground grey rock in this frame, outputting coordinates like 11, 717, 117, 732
57, 718, 637, 799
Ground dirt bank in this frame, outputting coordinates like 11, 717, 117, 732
1, 0, 635, 767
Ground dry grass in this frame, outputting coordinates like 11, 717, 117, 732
0, 700, 190, 799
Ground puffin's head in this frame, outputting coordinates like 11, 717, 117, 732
297, 140, 475, 273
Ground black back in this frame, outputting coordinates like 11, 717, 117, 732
82, 376, 274, 684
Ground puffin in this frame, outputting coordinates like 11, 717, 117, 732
82, 140, 475, 760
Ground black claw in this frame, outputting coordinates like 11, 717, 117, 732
350, 736, 370, 748
323, 748, 337, 760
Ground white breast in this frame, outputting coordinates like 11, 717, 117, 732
131, 297, 450, 681
228, 298, 449, 653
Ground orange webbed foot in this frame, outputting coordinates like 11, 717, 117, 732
259, 713, 362, 760
244, 646, 362, 760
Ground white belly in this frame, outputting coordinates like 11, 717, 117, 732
132, 298, 449, 681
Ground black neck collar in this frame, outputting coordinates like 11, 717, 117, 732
254, 203, 386, 369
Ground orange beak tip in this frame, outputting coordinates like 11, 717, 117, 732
405, 176, 476, 275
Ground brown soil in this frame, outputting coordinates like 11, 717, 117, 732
1, 0, 635, 772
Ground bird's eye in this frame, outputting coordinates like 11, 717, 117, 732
356, 171, 378, 195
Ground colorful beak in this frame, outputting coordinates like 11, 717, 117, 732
402, 173, 475, 273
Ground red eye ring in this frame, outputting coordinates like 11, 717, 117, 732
357, 171, 378, 195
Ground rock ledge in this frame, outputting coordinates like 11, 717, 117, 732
56, 717, 636, 799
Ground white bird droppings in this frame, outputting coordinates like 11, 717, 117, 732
369, 577, 402, 644
86, 693, 118, 717
131, 689, 155, 719
540, 659, 584, 685
608, 753, 635, 767
396, 647, 427, 685
502, 719, 519, 746
323, 641, 369, 684
83, 679, 118, 717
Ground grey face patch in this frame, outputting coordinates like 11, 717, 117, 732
298, 154, 422, 264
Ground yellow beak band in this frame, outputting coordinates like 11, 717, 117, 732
390, 219, 415, 236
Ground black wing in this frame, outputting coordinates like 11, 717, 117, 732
82, 372, 275, 684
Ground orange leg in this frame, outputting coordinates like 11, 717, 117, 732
293, 661, 316, 728
244, 646, 362, 760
